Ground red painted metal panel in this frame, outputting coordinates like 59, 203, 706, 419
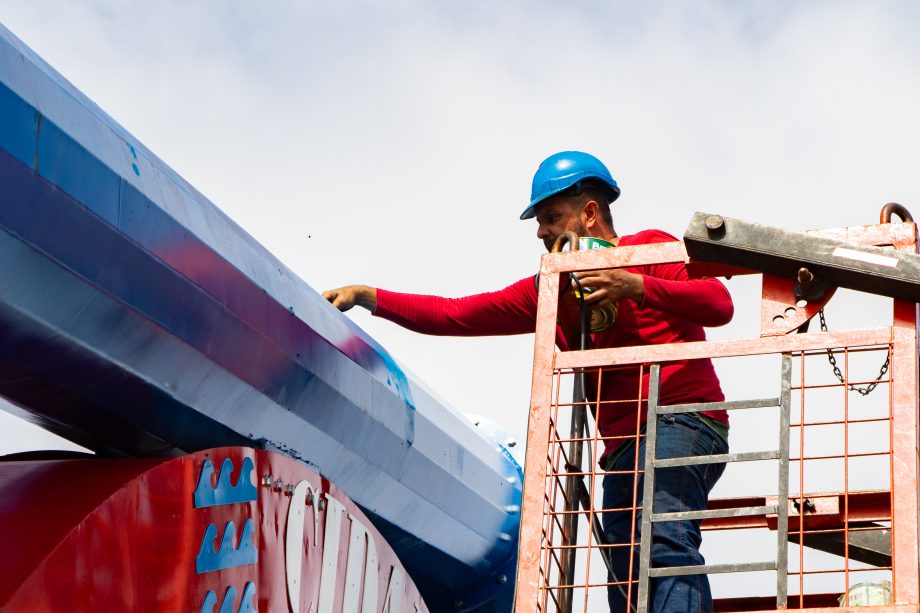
1, 448, 428, 612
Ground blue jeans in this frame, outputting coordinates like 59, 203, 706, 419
602, 413, 728, 613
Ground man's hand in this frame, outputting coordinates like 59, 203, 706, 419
574, 270, 645, 308
322, 285, 377, 312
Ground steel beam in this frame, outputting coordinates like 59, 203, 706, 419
684, 212, 920, 302
788, 524, 891, 567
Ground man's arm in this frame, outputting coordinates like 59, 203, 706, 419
572, 230, 734, 328
323, 278, 539, 336
575, 267, 732, 327
639, 275, 733, 327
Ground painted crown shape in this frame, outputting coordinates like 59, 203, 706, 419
200, 582, 257, 613
194, 457, 258, 508
196, 519, 259, 573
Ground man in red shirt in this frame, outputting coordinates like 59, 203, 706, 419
324, 151, 733, 613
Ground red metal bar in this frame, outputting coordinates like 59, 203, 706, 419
555, 327, 892, 370
798, 352, 807, 607
702, 491, 892, 531
517, 264, 560, 613
888, 231, 920, 604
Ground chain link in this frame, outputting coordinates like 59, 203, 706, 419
818, 308, 890, 396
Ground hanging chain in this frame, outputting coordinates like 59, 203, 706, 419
818, 308, 890, 396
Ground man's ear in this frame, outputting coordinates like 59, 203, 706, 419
581, 200, 600, 230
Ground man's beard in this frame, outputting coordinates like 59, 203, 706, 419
544, 220, 588, 252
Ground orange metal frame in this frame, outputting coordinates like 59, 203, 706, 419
514, 222, 920, 612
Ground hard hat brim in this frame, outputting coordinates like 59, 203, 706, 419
519, 184, 620, 221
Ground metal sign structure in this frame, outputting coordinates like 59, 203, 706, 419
1, 447, 427, 612
514, 217, 920, 612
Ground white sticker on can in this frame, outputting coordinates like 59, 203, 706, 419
831, 247, 899, 268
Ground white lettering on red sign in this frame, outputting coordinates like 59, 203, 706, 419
382, 566, 404, 613
343, 515, 378, 613
285, 481, 317, 610
318, 495, 347, 613
284, 481, 418, 613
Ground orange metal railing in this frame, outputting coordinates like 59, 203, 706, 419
515, 222, 920, 613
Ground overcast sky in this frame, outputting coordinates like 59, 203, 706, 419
1, 1, 918, 600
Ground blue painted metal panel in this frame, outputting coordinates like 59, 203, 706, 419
36, 116, 121, 226
0, 23, 519, 611
0, 82, 36, 169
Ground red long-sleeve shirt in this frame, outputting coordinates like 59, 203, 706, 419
374, 229, 734, 461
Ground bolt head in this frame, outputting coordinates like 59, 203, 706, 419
705, 215, 726, 238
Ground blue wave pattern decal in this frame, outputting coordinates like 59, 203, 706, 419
194, 457, 258, 508
200, 591, 218, 613
196, 519, 258, 573
200, 582, 257, 613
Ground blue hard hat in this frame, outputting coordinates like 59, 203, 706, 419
520, 151, 620, 220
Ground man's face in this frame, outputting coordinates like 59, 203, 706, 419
534, 198, 586, 252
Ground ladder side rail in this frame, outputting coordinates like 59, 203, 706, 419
635, 364, 662, 613
775, 353, 791, 609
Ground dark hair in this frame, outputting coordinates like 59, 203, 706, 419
558, 179, 615, 226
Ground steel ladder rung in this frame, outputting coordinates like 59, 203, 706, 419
649, 560, 777, 578
650, 505, 778, 523
656, 397, 780, 415
653, 450, 779, 468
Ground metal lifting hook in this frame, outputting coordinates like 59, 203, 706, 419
550, 231, 581, 253
880, 202, 913, 224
